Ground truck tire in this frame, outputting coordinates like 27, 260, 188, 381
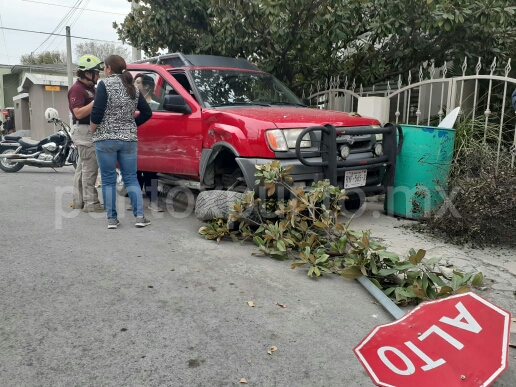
195, 190, 246, 221
0, 149, 24, 173
195, 189, 263, 225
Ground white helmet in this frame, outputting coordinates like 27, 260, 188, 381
45, 107, 59, 122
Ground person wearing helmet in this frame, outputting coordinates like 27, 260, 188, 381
68, 54, 104, 212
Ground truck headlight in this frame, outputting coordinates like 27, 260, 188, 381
340, 145, 350, 159
266, 129, 288, 151
374, 143, 383, 156
283, 129, 311, 148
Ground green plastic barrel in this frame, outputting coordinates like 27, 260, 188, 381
385, 124, 455, 219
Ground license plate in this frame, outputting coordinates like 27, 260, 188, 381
344, 170, 367, 189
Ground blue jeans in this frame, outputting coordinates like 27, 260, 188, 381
95, 140, 144, 219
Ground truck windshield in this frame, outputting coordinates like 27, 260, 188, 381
189, 69, 303, 108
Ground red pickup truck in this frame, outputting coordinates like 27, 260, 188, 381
125, 54, 399, 215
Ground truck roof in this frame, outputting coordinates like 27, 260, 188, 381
130, 53, 260, 71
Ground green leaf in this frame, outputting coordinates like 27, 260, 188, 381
378, 268, 398, 276
471, 273, 484, 286
455, 285, 470, 294
438, 286, 453, 295
270, 251, 287, 261
377, 251, 400, 261
340, 266, 363, 279
383, 287, 396, 296
276, 240, 286, 251
308, 266, 314, 277
253, 236, 264, 246
369, 277, 382, 289
370, 257, 378, 275
395, 262, 416, 270
451, 274, 463, 289
427, 272, 446, 287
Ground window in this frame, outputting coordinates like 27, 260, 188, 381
132, 71, 177, 112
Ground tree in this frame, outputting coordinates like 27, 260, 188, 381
114, 0, 516, 92
74, 41, 130, 62
20, 50, 67, 65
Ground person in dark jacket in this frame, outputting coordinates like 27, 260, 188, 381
512, 88, 516, 111
90, 55, 152, 229
5, 116, 14, 134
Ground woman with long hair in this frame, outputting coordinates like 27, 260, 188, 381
90, 55, 152, 229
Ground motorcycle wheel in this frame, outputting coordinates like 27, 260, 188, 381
0, 149, 24, 173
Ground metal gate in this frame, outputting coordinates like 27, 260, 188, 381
305, 57, 516, 170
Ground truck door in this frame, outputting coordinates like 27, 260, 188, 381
130, 70, 202, 177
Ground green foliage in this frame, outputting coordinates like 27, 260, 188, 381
199, 161, 483, 304
20, 51, 66, 65
116, 0, 516, 90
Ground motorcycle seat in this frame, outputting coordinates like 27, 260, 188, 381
3, 135, 21, 141
18, 138, 40, 148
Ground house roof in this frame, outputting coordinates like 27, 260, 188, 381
17, 73, 70, 93
10, 63, 73, 75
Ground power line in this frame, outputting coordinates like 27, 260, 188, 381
21, 0, 128, 16
46, 0, 90, 52
0, 26, 119, 43
36, 0, 82, 53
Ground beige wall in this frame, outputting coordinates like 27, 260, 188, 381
28, 85, 69, 140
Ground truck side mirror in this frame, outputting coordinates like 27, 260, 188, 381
163, 95, 192, 114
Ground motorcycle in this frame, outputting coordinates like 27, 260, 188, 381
0, 108, 77, 173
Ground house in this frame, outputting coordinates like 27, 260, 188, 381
0, 64, 74, 139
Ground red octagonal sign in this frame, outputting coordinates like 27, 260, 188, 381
354, 292, 511, 387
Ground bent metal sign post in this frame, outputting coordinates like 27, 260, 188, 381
354, 292, 511, 387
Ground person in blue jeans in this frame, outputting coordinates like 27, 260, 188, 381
90, 54, 152, 229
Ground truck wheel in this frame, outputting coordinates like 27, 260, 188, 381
195, 190, 261, 224
0, 149, 24, 173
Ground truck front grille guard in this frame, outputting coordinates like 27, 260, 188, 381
294, 123, 403, 188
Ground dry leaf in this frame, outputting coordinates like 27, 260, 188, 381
268, 345, 278, 354
273, 302, 286, 308
239, 378, 248, 384
247, 301, 255, 307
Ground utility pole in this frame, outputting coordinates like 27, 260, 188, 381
66, 26, 73, 124
131, 1, 141, 61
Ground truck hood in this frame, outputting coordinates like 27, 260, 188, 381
212, 106, 380, 128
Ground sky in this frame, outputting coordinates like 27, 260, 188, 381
0, 0, 135, 65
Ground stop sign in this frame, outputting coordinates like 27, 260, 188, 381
354, 292, 511, 387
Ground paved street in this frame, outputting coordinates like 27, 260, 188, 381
0, 166, 515, 387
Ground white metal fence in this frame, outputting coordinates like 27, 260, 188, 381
305, 57, 516, 170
